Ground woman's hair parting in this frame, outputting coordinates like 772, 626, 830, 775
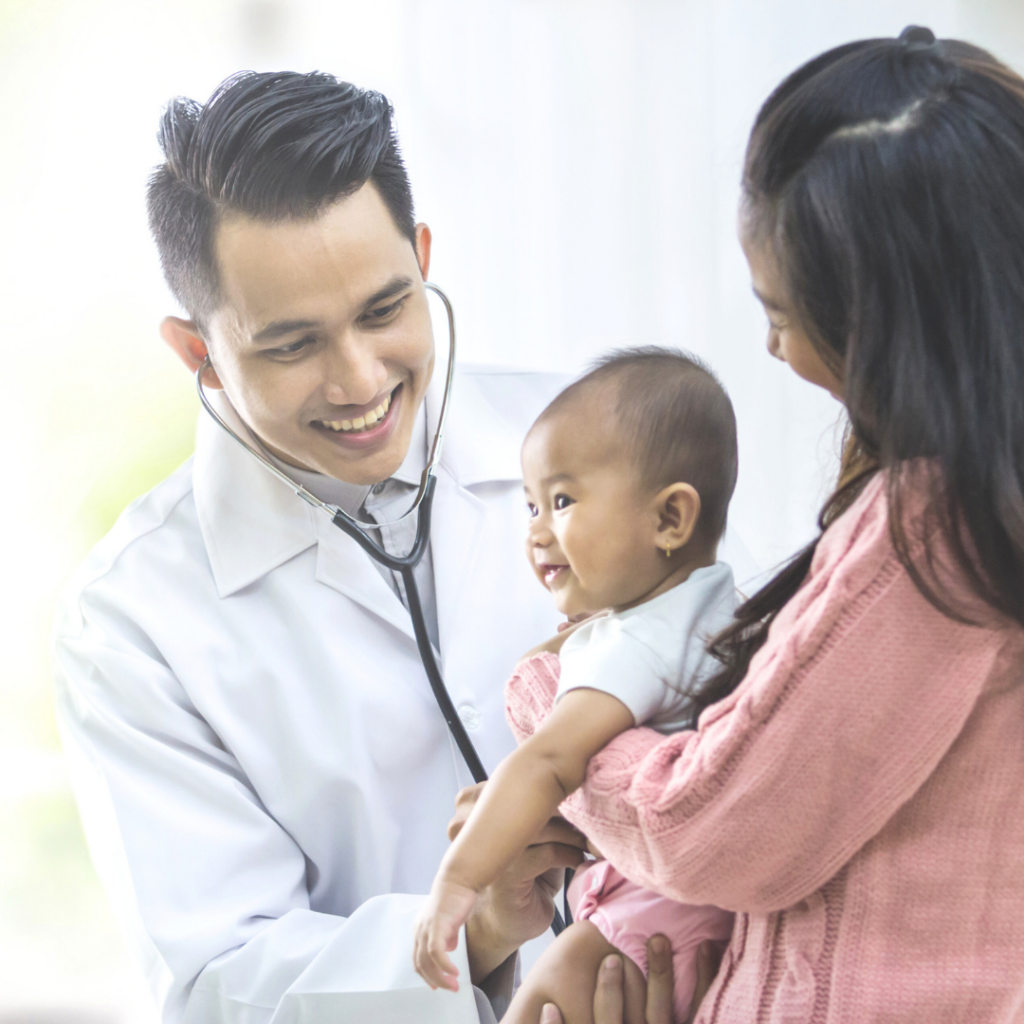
538, 346, 738, 546
146, 71, 415, 331
697, 26, 1024, 720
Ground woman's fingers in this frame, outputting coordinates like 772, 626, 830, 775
646, 935, 675, 1024
684, 940, 723, 1024
541, 1004, 564, 1024
593, 954, 626, 1024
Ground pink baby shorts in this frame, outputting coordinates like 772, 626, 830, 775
567, 860, 734, 1022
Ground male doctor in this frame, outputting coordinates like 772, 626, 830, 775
54, 71, 591, 1023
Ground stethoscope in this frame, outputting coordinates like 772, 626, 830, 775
196, 282, 569, 934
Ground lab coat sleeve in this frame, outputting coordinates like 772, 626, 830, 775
53, 627, 487, 1024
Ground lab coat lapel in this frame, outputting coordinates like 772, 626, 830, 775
193, 392, 414, 639
313, 515, 416, 642
428, 371, 524, 668
193, 392, 318, 598
431, 465, 487, 664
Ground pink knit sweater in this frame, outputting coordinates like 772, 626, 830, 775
506, 475, 1024, 1023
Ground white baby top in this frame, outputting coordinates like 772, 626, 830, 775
556, 562, 738, 734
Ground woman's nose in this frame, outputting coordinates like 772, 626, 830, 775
323, 335, 387, 407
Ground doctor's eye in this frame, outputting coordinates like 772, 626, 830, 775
553, 494, 575, 510
362, 298, 406, 325
271, 335, 317, 358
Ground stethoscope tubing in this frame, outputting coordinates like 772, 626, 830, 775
329, 476, 488, 782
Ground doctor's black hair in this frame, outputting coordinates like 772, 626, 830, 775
535, 347, 738, 547
147, 71, 416, 331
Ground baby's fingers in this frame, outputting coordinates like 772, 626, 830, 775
413, 920, 461, 992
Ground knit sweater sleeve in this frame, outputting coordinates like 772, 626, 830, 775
504, 476, 1008, 913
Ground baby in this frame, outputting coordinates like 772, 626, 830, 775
414, 348, 738, 1023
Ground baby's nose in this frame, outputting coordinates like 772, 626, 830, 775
528, 521, 553, 546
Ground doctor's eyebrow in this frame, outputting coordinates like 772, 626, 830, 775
252, 318, 322, 343
362, 276, 415, 310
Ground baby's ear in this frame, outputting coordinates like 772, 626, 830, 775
653, 483, 701, 553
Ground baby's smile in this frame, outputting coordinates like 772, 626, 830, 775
539, 562, 570, 587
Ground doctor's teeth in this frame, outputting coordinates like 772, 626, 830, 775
321, 394, 392, 432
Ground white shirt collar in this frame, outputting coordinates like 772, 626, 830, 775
193, 366, 524, 598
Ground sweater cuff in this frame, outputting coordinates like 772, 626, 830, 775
504, 653, 560, 743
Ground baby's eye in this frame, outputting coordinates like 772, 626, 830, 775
526, 503, 538, 518
553, 494, 575, 510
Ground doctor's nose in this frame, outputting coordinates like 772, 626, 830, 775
322, 336, 387, 407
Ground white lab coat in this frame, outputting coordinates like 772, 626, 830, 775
53, 365, 569, 1023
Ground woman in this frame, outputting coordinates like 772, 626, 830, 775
508, 26, 1024, 1023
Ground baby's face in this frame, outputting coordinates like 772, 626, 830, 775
521, 407, 665, 617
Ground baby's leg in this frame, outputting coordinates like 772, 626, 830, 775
503, 921, 646, 1024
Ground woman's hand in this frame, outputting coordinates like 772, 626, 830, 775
537, 935, 723, 1024
451, 784, 588, 984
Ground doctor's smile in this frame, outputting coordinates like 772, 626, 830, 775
311, 381, 403, 448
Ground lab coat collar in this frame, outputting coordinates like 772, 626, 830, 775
193, 366, 524, 598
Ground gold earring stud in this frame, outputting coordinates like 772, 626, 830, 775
665, 545, 672, 559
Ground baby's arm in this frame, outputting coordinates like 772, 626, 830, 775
413, 688, 634, 991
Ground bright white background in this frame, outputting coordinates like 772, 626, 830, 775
1, 1, 1022, 1020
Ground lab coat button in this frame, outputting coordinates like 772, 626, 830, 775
458, 703, 480, 731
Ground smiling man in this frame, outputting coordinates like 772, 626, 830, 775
52, 72, 585, 1024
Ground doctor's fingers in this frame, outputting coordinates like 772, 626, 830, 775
448, 783, 487, 841
532, 815, 589, 851
520, 840, 586, 880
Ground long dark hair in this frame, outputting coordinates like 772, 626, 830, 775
694, 27, 1024, 716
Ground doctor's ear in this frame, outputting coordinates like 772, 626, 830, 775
161, 316, 223, 389
653, 483, 701, 554
414, 223, 432, 281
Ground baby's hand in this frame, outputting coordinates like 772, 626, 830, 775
412, 878, 479, 992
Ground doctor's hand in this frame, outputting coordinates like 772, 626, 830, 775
450, 784, 587, 985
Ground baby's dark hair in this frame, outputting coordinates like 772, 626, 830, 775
539, 346, 738, 545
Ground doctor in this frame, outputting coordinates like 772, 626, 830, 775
54, 70, 591, 1023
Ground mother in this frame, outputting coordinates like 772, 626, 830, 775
508, 27, 1024, 1023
